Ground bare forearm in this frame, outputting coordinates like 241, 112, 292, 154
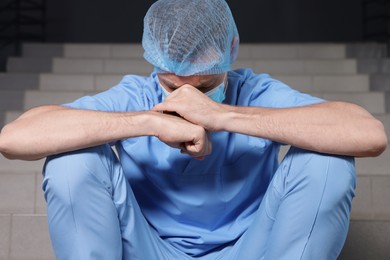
219, 101, 387, 157
0, 105, 155, 160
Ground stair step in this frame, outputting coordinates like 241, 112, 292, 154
22, 43, 64, 58
277, 75, 369, 92
0, 172, 37, 214
39, 74, 95, 91
52, 58, 152, 75
310, 91, 386, 114
356, 148, 390, 176
49, 58, 359, 75
19, 42, 390, 60
0, 90, 25, 110
35, 73, 371, 93
0, 156, 45, 173
3, 110, 21, 125
375, 114, 390, 140
346, 43, 388, 59
234, 59, 358, 75
23, 90, 88, 110
21, 43, 350, 59
21, 89, 384, 113
0, 214, 54, 260
2, 90, 385, 124
64, 43, 145, 59
339, 220, 390, 260
229, 43, 347, 60
352, 175, 390, 221
7, 56, 362, 75
357, 59, 390, 74
0, 73, 39, 90
7, 57, 52, 73
370, 74, 390, 92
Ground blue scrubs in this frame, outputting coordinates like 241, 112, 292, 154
43, 69, 356, 259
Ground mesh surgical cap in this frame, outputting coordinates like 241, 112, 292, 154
142, 0, 239, 76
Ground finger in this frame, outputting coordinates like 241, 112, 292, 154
151, 103, 165, 111
180, 149, 205, 160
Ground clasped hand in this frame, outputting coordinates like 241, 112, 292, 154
152, 85, 225, 160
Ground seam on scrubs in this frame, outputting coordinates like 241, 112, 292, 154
82, 148, 113, 194
299, 156, 330, 259
65, 163, 78, 233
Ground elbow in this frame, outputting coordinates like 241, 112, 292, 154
363, 119, 388, 157
0, 123, 22, 160
0, 125, 13, 159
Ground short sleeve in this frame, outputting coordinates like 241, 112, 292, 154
233, 69, 325, 109
63, 74, 160, 112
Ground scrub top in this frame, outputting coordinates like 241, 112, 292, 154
64, 68, 324, 256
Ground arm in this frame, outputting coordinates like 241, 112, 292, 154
153, 85, 388, 157
0, 105, 211, 161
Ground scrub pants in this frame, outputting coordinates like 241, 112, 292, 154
42, 145, 356, 260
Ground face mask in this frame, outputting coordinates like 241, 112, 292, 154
204, 80, 226, 103
157, 75, 227, 103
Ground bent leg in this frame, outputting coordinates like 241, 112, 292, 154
230, 147, 356, 260
43, 145, 124, 259
43, 145, 189, 260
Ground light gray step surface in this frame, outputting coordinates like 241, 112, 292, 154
52, 58, 153, 75
23, 90, 89, 110
352, 175, 390, 221
355, 148, 390, 176
0, 171, 46, 215
0, 214, 54, 260
0, 156, 45, 174
309, 91, 386, 114
233, 59, 358, 75
375, 114, 390, 141
338, 220, 390, 260
275, 74, 369, 92
346, 42, 388, 59
3, 111, 22, 125
0, 73, 39, 90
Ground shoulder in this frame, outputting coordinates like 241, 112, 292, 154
64, 73, 159, 112
228, 68, 281, 93
228, 68, 324, 108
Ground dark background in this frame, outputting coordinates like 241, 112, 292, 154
44, 0, 363, 43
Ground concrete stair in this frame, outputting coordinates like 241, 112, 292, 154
0, 43, 389, 260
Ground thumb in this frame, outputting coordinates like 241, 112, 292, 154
152, 103, 165, 112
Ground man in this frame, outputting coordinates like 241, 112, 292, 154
0, 0, 387, 259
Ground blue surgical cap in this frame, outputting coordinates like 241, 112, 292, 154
142, 0, 239, 76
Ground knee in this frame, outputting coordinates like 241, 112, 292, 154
285, 147, 356, 201
42, 145, 114, 202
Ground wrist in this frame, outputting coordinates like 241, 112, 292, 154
136, 111, 162, 137
213, 104, 237, 132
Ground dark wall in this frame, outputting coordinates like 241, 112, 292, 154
44, 0, 363, 43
